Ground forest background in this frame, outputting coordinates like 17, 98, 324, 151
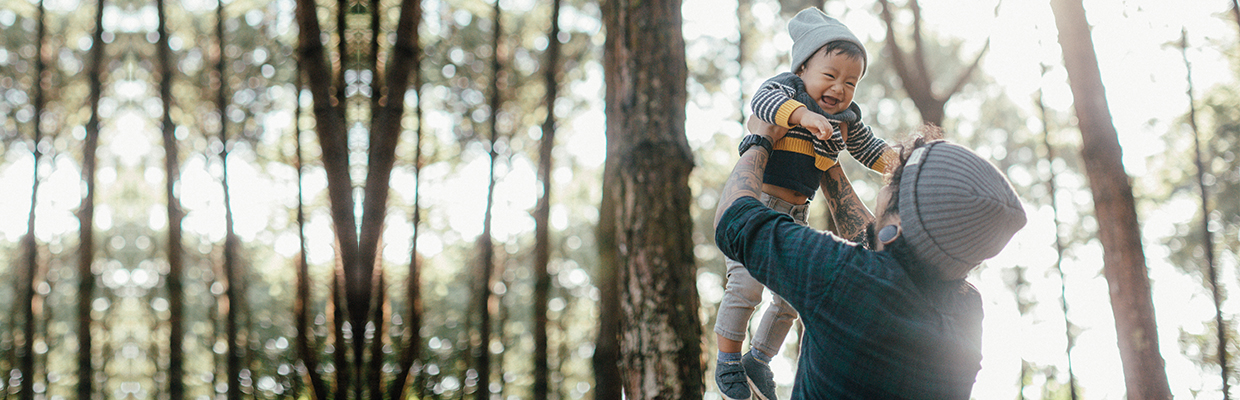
0, 0, 1238, 399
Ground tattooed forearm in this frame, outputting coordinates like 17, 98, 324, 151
819, 165, 874, 241
714, 144, 769, 229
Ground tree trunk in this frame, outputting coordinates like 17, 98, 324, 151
474, 2, 505, 397
214, 3, 243, 398
1049, 1, 1171, 398
75, 0, 106, 397
19, 2, 50, 398
602, 0, 702, 398
876, 0, 988, 127
332, 265, 350, 400
1037, 69, 1078, 400
533, 1, 562, 398
1180, 29, 1229, 400
294, 72, 329, 400
391, 43, 425, 400
156, 0, 185, 396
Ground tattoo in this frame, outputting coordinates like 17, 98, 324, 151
819, 165, 874, 241
714, 146, 769, 229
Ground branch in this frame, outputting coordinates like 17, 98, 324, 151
943, 38, 989, 99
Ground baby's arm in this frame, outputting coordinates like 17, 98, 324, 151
751, 72, 811, 130
789, 108, 834, 140
841, 103, 899, 173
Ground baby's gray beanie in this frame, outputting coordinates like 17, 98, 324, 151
788, 8, 866, 73
897, 141, 1027, 280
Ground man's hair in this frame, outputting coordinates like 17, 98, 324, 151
796, 40, 868, 76
880, 124, 944, 282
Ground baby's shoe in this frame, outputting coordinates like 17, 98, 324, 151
716, 357, 751, 400
742, 350, 777, 400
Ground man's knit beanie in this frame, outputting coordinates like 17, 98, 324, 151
898, 141, 1027, 280
788, 8, 866, 73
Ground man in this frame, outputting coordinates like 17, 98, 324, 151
714, 117, 1027, 399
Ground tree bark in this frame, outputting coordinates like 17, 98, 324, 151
156, 0, 185, 396
602, 0, 703, 398
332, 265, 350, 400
1049, 1, 1171, 398
533, 1, 562, 398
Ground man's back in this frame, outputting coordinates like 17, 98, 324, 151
715, 197, 983, 399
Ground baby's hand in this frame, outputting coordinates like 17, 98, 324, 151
799, 113, 835, 141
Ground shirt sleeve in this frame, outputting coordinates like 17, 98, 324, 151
715, 196, 854, 311
751, 73, 807, 129
841, 103, 897, 172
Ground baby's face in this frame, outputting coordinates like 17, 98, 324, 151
796, 49, 864, 115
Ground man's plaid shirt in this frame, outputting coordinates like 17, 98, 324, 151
716, 197, 984, 399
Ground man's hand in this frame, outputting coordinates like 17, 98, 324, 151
746, 114, 789, 143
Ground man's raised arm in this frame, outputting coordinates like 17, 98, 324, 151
714, 117, 786, 229
818, 165, 874, 244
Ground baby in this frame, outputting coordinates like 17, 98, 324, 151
715, 8, 898, 400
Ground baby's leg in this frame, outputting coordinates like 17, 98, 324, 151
715, 257, 764, 350
751, 294, 797, 358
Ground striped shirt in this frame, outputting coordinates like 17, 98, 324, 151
750, 72, 897, 197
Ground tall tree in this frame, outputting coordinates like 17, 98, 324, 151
76, 0, 107, 397
876, 0, 990, 126
593, 132, 623, 400
18, 1, 50, 398
532, 0, 562, 398
601, 0, 702, 398
1049, 0, 1171, 398
295, 0, 422, 392
215, 2, 243, 399
1181, 28, 1229, 400
1037, 65, 1078, 400
391, 56, 424, 400
294, 73, 329, 400
155, 0, 185, 396
475, 1, 505, 395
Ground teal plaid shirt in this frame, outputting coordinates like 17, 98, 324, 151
715, 197, 984, 399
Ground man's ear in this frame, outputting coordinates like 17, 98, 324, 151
878, 224, 901, 245
877, 212, 902, 245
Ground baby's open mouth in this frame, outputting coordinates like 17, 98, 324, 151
820, 95, 840, 110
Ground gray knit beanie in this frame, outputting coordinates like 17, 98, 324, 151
897, 141, 1027, 280
788, 8, 866, 73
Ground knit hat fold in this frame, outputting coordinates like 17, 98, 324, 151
788, 8, 866, 73
898, 142, 1027, 280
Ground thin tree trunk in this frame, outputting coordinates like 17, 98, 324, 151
1049, 1, 1170, 398
1181, 28, 1229, 400
18, 1, 49, 398
295, 72, 329, 400
332, 265, 350, 400
532, 0, 562, 398
602, 0, 702, 398
216, 3, 242, 398
368, 265, 387, 400
336, 0, 348, 118
75, 0, 106, 397
391, 43, 424, 400
156, 0, 185, 395
475, 2, 504, 397
1037, 67, 1078, 400
592, 73, 622, 400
